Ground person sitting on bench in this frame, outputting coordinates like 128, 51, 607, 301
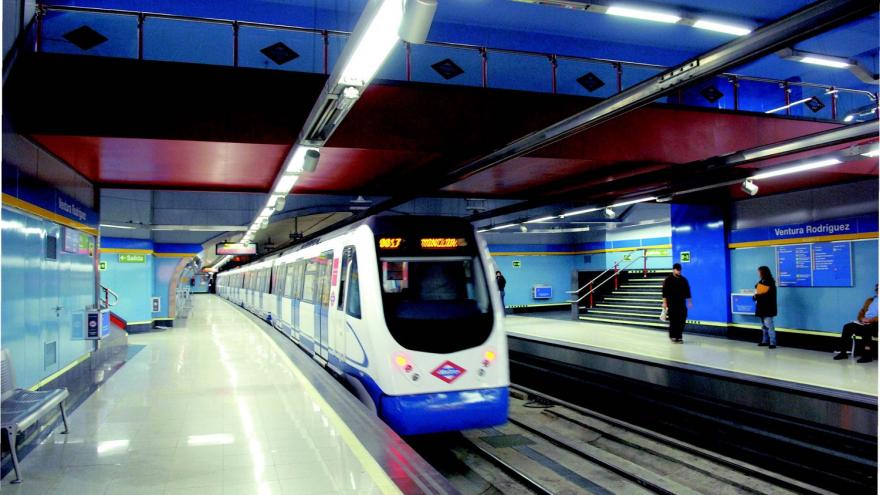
833, 283, 878, 363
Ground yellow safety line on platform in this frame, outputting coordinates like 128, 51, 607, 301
729, 232, 877, 248
252, 323, 403, 495
2, 194, 99, 236
491, 244, 672, 256
154, 252, 198, 258
29, 352, 91, 391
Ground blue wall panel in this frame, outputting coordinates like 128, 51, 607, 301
671, 204, 730, 324
2, 208, 94, 389
730, 240, 878, 332
99, 252, 154, 323
490, 254, 574, 307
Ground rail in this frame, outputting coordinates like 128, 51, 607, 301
99, 285, 119, 309
570, 254, 648, 305
176, 286, 193, 319
24, 4, 878, 122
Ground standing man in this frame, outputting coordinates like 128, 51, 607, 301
833, 283, 878, 363
496, 270, 507, 315
662, 263, 693, 343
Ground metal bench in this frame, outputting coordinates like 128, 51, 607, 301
1, 349, 69, 484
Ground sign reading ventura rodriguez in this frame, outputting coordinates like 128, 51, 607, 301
729, 214, 878, 246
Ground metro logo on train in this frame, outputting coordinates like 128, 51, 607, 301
431, 360, 466, 383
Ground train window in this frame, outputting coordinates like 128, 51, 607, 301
273, 264, 286, 295
320, 250, 333, 305
293, 261, 306, 299
379, 257, 493, 353
302, 260, 317, 303
338, 247, 354, 311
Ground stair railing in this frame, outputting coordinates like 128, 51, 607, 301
568, 250, 648, 306
99, 285, 119, 309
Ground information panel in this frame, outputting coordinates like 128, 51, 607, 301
731, 294, 757, 314
812, 242, 853, 287
775, 242, 853, 287
777, 244, 812, 287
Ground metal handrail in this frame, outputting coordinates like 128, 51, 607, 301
100, 285, 119, 308
565, 248, 644, 295
569, 255, 647, 304
33, 4, 877, 104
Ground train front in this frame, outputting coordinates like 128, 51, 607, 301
371, 217, 509, 435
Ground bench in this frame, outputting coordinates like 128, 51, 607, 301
1, 349, 69, 484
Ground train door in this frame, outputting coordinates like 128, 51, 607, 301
334, 246, 364, 367
315, 250, 333, 360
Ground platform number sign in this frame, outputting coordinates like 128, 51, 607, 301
512, 260, 522, 268
680, 251, 691, 263
99, 261, 108, 271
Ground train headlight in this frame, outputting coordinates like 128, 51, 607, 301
395, 354, 414, 374
482, 350, 496, 367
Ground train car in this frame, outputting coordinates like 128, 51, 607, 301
216, 216, 508, 435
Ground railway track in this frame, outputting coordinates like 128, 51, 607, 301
414, 386, 834, 495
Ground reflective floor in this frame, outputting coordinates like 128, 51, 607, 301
1, 296, 393, 495
506, 315, 878, 396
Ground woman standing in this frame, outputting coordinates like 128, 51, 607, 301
754, 266, 778, 349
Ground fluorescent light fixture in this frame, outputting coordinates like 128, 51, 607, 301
561, 207, 601, 218
844, 115, 855, 122
606, 5, 681, 24
765, 96, 813, 115
861, 148, 879, 158
339, 0, 405, 87
693, 19, 751, 36
799, 55, 851, 69
489, 223, 517, 231
266, 194, 284, 208
477, 228, 488, 233
751, 158, 842, 180
610, 196, 657, 208
260, 207, 274, 218
525, 215, 558, 224
275, 175, 299, 194
99, 223, 137, 230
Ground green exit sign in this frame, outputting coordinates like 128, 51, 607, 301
99, 261, 108, 271
680, 251, 691, 263
119, 253, 146, 263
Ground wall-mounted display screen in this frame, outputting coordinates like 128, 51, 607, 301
216, 242, 257, 255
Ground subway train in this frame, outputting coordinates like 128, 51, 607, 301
216, 216, 509, 435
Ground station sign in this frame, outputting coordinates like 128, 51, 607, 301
119, 253, 146, 263
216, 242, 257, 255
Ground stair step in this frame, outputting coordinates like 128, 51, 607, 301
627, 278, 667, 282
588, 309, 662, 318
579, 316, 669, 328
619, 285, 663, 289
613, 291, 662, 295
606, 297, 663, 302
597, 303, 661, 310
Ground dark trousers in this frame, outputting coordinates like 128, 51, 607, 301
838, 322, 878, 354
668, 308, 687, 339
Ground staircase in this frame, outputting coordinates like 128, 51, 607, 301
579, 269, 671, 329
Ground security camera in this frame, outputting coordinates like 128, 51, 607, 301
604, 207, 615, 218
741, 179, 759, 196
274, 196, 286, 212
302, 149, 320, 173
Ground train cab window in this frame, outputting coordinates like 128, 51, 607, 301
379, 257, 492, 353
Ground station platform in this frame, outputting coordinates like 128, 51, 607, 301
1, 296, 449, 495
506, 313, 877, 396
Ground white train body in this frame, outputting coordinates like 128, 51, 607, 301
217, 216, 508, 434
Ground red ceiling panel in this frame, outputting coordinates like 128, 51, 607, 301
30, 135, 291, 191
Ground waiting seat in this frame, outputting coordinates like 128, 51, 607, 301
1, 349, 69, 484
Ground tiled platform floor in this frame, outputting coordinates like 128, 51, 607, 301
1, 296, 397, 495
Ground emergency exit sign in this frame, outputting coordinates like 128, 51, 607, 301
119, 253, 146, 263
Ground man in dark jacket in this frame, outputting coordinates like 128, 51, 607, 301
662, 263, 692, 343
833, 284, 878, 363
496, 271, 507, 315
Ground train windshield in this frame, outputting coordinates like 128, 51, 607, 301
380, 257, 493, 353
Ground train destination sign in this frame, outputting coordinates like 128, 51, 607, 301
420, 238, 467, 249
378, 237, 403, 249
216, 242, 257, 255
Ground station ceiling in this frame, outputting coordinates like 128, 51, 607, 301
8, 0, 879, 249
